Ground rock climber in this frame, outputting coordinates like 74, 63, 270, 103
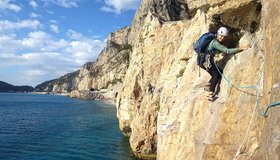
202, 27, 250, 101
148, 83, 153, 94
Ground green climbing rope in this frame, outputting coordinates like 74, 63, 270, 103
214, 63, 280, 117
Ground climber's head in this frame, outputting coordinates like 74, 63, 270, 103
217, 27, 229, 42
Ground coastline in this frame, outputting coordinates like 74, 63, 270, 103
32, 90, 117, 105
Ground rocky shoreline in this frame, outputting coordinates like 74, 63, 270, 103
33, 89, 117, 105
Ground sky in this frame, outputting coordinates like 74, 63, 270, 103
0, 0, 141, 87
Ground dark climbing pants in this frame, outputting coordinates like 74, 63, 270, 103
207, 62, 223, 92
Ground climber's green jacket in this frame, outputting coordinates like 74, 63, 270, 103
207, 38, 241, 55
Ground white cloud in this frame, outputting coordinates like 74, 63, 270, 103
43, 0, 80, 8
50, 24, 59, 33
0, 30, 105, 86
65, 30, 105, 65
0, 19, 41, 32
0, 34, 21, 53
66, 39, 103, 64
30, 12, 41, 18
101, 6, 114, 13
101, 0, 141, 14
26, 70, 47, 77
0, 0, 21, 12
21, 31, 51, 49
29, 0, 38, 9
41, 39, 68, 51
46, 10, 54, 14
49, 20, 57, 23
66, 29, 83, 40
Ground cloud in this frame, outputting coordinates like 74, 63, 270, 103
101, 0, 141, 14
50, 24, 59, 33
42, 0, 81, 8
66, 39, 104, 64
46, 10, 54, 14
41, 39, 68, 51
21, 31, 51, 49
0, 29, 105, 86
0, 19, 41, 32
0, 34, 21, 53
0, 0, 21, 12
101, 6, 114, 13
30, 12, 41, 18
29, 0, 38, 9
66, 29, 83, 40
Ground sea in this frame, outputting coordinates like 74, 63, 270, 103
0, 93, 136, 160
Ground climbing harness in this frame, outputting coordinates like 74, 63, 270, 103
203, 54, 212, 71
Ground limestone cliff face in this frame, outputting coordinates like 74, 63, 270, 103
117, 0, 280, 159
72, 27, 131, 96
35, 27, 131, 101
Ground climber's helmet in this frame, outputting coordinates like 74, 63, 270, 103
217, 27, 229, 37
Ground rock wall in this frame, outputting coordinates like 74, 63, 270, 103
35, 27, 131, 102
259, 0, 280, 159
117, 0, 280, 159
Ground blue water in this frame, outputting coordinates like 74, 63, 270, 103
0, 93, 135, 160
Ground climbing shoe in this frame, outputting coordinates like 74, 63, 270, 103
207, 92, 218, 102
204, 84, 210, 92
